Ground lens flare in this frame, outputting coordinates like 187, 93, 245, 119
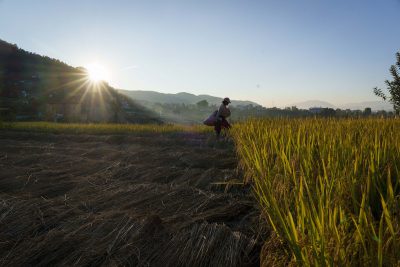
85, 63, 110, 82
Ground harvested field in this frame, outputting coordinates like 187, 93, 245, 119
0, 130, 263, 266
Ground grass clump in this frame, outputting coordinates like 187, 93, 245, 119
232, 118, 400, 266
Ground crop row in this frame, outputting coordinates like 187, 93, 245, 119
232, 118, 400, 266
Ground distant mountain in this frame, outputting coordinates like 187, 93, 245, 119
341, 101, 393, 111
118, 90, 260, 107
291, 99, 393, 111
0, 39, 160, 123
291, 100, 337, 109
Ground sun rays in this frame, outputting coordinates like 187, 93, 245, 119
85, 63, 110, 83
42, 63, 116, 122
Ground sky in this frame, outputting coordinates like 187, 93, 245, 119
0, 0, 399, 107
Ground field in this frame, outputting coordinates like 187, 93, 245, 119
232, 118, 400, 266
0, 123, 262, 266
1, 119, 400, 266
0, 121, 210, 135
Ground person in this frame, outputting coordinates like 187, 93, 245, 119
214, 97, 231, 138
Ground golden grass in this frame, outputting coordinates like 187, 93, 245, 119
0, 121, 211, 135
231, 118, 400, 266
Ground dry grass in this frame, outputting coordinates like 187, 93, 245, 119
0, 130, 261, 266
0, 121, 211, 135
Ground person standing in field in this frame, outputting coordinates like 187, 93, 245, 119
215, 97, 231, 138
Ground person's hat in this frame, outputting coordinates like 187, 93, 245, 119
223, 97, 231, 103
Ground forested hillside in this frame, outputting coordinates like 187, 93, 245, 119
118, 89, 259, 107
0, 39, 160, 123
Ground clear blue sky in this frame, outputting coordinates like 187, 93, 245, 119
1, 0, 399, 107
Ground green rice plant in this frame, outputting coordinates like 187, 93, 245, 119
232, 118, 400, 266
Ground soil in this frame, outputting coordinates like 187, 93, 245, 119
0, 130, 264, 267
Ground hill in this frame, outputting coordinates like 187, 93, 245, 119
341, 101, 393, 111
291, 100, 337, 109
118, 89, 260, 107
291, 99, 393, 111
0, 39, 160, 123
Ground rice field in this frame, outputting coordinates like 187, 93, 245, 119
0, 121, 211, 135
3, 119, 399, 265
0, 127, 259, 266
232, 118, 400, 266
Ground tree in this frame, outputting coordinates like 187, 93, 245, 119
196, 99, 209, 108
374, 52, 400, 115
364, 107, 372, 116
320, 108, 336, 117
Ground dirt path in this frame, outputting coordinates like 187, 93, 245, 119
0, 131, 262, 266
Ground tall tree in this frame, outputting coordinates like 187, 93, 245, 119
374, 52, 400, 114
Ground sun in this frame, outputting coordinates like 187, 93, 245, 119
85, 63, 110, 83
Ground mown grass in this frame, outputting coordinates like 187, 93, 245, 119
231, 118, 400, 266
0, 121, 211, 135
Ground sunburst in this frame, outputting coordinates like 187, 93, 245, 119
85, 63, 110, 83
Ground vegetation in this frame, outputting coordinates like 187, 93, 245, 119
139, 101, 395, 125
196, 99, 209, 108
0, 39, 160, 123
0, 121, 210, 135
2, 116, 399, 265
0, 125, 257, 266
374, 52, 400, 114
2, 37, 399, 266
1, 38, 395, 124
232, 118, 400, 266
118, 89, 258, 107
